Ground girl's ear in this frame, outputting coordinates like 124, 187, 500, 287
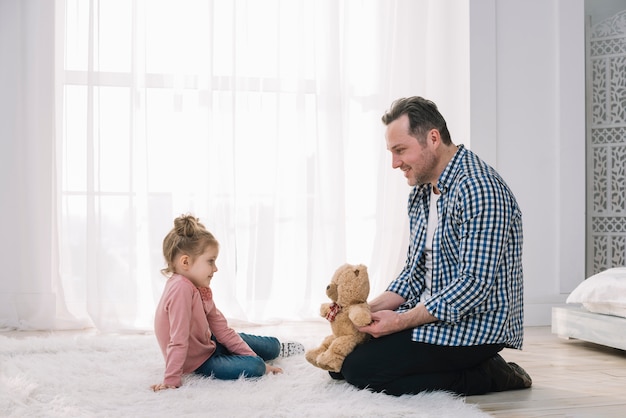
179, 254, 190, 270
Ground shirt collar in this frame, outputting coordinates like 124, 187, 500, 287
436, 144, 465, 194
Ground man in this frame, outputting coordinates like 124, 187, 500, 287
333, 96, 532, 396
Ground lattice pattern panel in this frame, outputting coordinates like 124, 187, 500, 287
589, 10, 626, 274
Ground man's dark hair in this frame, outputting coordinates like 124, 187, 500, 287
381, 96, 452, 145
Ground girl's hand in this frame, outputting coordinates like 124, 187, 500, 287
265, 364, 283, 374
150, 383, 177, 392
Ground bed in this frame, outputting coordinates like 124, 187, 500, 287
551, 267, 626, 351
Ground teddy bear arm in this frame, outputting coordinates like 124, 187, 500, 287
319, 302, 332, 318
348, 303, 372, 327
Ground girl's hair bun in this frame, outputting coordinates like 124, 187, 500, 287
173, 214, 206, 237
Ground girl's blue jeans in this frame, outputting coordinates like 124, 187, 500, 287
194, 333, 280, 380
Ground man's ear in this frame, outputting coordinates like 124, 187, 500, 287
428, 129, 442, 148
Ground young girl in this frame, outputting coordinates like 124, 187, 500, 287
151, 214, 303, 391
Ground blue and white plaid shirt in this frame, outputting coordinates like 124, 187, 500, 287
387, 145, 524, 349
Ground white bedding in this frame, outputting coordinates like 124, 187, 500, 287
566, 267, 626, 318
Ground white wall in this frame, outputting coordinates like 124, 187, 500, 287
469, 0, 587, 326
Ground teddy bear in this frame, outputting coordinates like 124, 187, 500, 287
305, 263, 372, 373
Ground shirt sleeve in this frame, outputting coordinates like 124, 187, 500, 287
386, 259, 425, 309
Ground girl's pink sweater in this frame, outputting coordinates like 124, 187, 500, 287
154, 274, 257, 387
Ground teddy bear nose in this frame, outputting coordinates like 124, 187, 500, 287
326, 285, 331, 290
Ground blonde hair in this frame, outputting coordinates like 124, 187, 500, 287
161, 214, 219, 277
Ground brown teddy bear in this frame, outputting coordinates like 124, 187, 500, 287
305, 263, 372, 372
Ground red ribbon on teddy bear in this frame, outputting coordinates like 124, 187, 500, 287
325, 302, 342, 322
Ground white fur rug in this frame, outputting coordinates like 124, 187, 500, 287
0, 330, 489, 417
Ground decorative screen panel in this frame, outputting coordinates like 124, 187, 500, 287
588, 10, 626, 274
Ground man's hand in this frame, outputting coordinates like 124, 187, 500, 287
358, 310, 403, 338
358, 304, 439, 338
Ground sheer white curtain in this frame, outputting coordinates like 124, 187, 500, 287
0, 0, 467, 331
0, 0, 84, 330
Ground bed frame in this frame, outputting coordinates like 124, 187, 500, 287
551, 305, 626, 351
